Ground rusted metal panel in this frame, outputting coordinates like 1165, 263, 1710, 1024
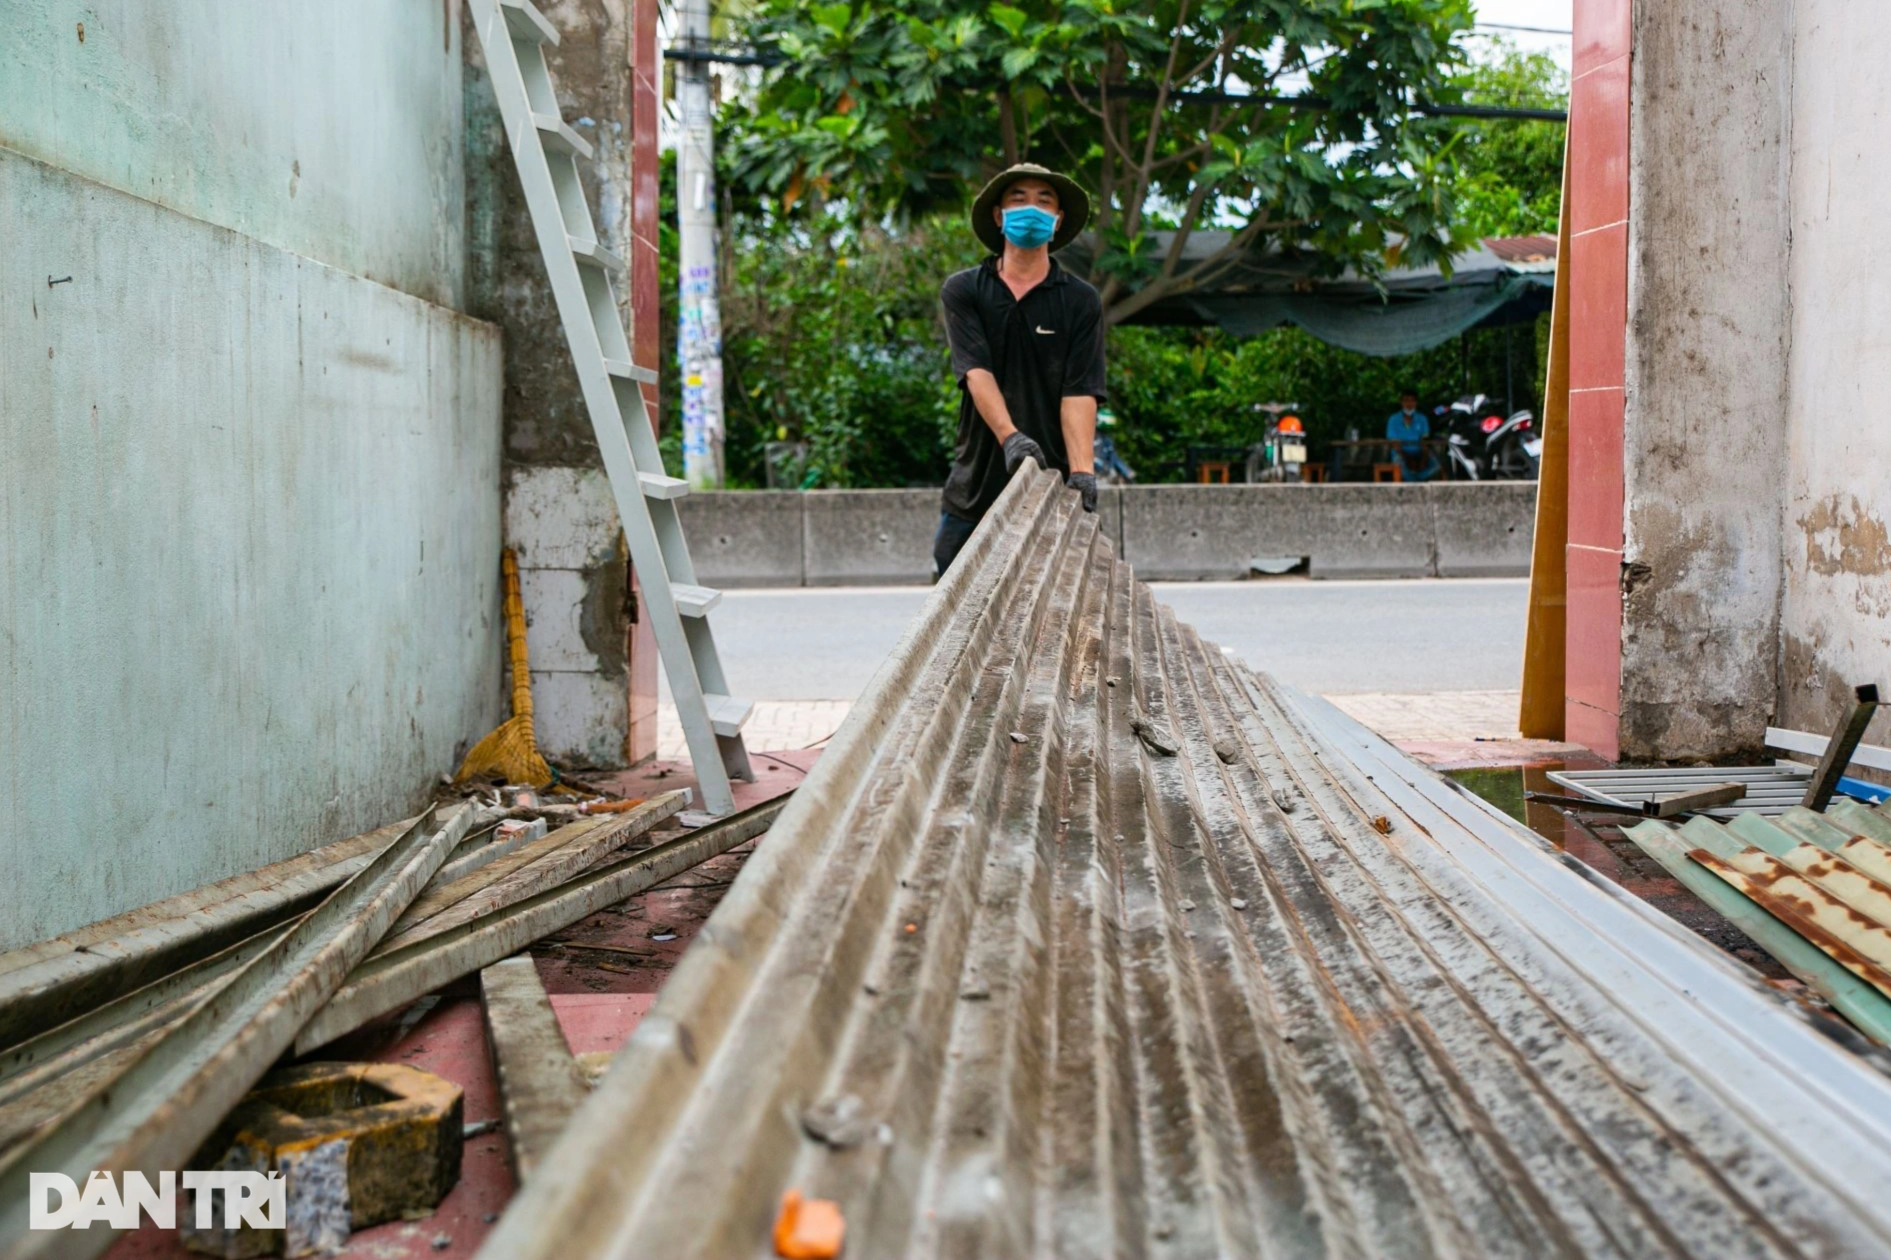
481, 468, 1891, 1259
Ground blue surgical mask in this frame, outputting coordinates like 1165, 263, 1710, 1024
1001, 205, 1058, 249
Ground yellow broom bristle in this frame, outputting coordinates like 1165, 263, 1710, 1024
455, 549, 556, 788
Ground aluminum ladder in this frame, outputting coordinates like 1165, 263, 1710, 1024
471, 0, 753, 813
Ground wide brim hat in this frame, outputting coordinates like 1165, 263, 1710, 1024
970, 162, 1091, 255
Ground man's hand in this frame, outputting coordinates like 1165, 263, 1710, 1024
1002, 432, 1047, 476
1067, 471, 1098, 514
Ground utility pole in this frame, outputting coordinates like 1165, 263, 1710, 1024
676, 0, 725, 488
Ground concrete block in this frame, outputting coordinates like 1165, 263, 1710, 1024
518, 569, 601, 673
678, 492, 805, 588
506, 467, 622, 570
803, 490, 940, 586
186, 1062, 462, 1257
532, 671, 629, 769
1121, 485, 1435, 580
1431, 482, 1537, 577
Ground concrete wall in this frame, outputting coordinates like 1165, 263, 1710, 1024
680, 483, 1537, 587
0, 0, 505, 948
1, 151, 503, 949
1617, 0, 1794, 761
0, 0, 469, 308
1777, 0, 1891, 747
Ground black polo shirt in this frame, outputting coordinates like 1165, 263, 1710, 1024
939, 257, 1107, 520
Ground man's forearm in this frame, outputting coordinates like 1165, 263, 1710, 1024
1060, 396, 1097, 474
964, 369, 1017, 442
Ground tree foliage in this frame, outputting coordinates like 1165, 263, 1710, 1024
1443, 38, 1567, 236
720, 0, 1477, 323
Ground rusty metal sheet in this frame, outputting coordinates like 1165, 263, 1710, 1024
483, 469, 1891, 1260
1691, 848, 1891, 994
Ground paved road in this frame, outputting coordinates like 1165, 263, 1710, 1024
674, 578, 1529, 701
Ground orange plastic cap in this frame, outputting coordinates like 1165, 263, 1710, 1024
774, 1189, 846, 1258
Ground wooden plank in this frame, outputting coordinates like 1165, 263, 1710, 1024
0, 806, 472, 1260
1643, 782, 1746, 818
378, 793, 687, 952
297, 793, 789, 1053
1802, 685, 1883, 811
0, 819, 409, 1052
480, 957, 589, 1181
1517, 145, 1572, 740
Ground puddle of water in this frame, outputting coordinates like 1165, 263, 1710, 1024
1445, 763, 1594, 848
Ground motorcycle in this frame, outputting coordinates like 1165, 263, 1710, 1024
1247, 402, 1308, 483
1437, 394, 1541, 481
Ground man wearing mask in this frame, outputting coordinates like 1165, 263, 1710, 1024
933, 163, 1108, 576
1386, 389, 1438, 482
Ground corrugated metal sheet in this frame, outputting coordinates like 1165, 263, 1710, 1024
485, 470, 1891, 1259
1630, 800, 1891, 1037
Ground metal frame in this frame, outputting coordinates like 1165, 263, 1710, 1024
470, 0, 751, 813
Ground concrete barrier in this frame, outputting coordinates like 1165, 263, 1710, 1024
678, 491, 804, 587
800, 490, 939, 586
679, 482, 1536, 587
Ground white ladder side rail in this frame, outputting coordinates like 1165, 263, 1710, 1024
471, 0, 751, 813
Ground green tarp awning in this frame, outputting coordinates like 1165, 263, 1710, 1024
1062, 233, 1555, 357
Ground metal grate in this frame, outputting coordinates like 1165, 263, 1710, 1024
1546, 764, 1815, 817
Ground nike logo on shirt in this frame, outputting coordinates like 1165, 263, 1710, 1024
1035, 325, 1055, 335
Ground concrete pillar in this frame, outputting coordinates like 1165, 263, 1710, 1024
465, 0, 660, 768
1616, 0, 1793, 760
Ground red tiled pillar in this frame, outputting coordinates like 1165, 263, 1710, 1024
1563, 0, 1631, 761
624, 0, 662, 764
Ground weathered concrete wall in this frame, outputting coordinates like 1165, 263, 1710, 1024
1777, 0, 1891, 745
0, 150, 504, 949
0, 0, 469, 308
681, 484, 1536, 587
1619, 0, 1793, 760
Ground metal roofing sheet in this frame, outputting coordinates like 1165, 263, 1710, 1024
484, 470, 1891, 1259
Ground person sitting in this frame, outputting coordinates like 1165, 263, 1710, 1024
1385, 390, 1438, 482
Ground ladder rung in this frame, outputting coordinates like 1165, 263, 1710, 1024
500, 0, 559, 45
569, 235, 625, 272
673, 584, 722, 617
532, 112, 594, 159
702, 694, 753, 737
605, 357, 660, 385
639, 472, 690, 500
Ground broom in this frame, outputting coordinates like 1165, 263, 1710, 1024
456, 548, 555, 787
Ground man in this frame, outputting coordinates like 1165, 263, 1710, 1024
933, 163, 1107, 576
1386, 390, 1438, 482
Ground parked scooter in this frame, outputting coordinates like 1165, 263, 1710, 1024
1438, 394, 1541, 480
1247, 402, 1308, 483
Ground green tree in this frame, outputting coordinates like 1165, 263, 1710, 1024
719, 0, 1477, 323
1444, 38, 1566, 236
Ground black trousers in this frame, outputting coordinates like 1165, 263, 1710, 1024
932, 511, 979, 579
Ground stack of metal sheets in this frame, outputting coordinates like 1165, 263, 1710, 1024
488, 469, 1891, 1259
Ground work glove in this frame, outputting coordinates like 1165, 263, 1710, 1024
1002, 431, 1047, 476
1067, 471, 1098, 514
